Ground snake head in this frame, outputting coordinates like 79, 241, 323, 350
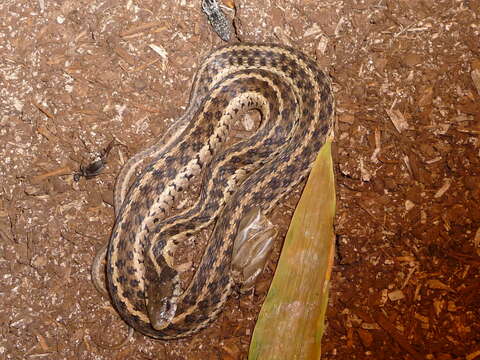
144, 243, 183, 330
147, 297, 178, 331
145, 265, 180, 330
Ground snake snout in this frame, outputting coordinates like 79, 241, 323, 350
148, 298, 178, 331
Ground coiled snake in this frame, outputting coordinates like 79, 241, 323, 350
95, 43, 334, 339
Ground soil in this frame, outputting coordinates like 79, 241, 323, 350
1, 0, 479, 359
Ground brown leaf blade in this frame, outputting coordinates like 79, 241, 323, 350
249, 139, 336, 360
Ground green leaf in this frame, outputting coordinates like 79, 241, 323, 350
249, 139, 336, 360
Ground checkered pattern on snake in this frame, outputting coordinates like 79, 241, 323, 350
103, 43, 334, 339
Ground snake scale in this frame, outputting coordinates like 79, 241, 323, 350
99, 43, 334, 339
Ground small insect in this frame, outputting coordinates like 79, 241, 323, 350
201, 0, 232, 41
73, 140, 116, 182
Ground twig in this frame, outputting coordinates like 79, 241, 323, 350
31, 166, 72, 184
372, 311, 425, 360
119, 22, 166, 38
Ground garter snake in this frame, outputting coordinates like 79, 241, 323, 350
98, 43, 334, 339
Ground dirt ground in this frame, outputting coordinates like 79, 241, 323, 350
0, 0, 479, 359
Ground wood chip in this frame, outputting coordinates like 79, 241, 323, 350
31, 166, 72, 184
426, 279, 455, 292
110, 40, 136, 66
386, 107, 409, 133
33, 100, 54, 119
405, 200, 415, 211
148, 44, 168, 71
119, 21, 166, 37
434, 179, 451, 198
372, 311, 425, 360
304, 23, 324, 38
346, 326, 354, 348
338, 113, 355, 124
37, 126, 57, 141
357, 328, 373, 348
433, 298, 445, 316
131, 58, 161, 73
241, 111, 256, 131
401, 264, 418, 289
222, 0, 236, 9
361, 322, 381, 330
474, 227, 480, 257
220, 338, 242, 359
370, 128, 381, 163
316, 35, 329, 56
36, 333, 50, 351
273, 26, 293, 47
447, 300, 457, 312
148, 44, 168, 59
418, 86, 433, 107
388, 289, 405, 301
414, 313, 429, 326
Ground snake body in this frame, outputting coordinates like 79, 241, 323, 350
104, 43, 334, 339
